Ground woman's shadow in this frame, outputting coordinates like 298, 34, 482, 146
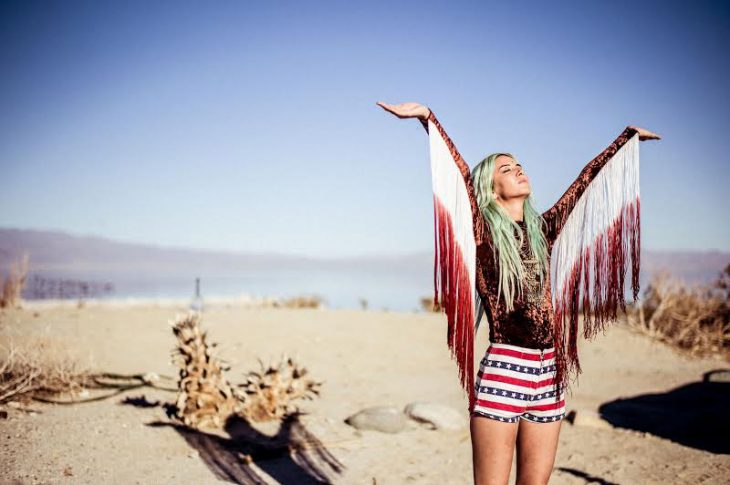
598, 369, 730, 454
136, 401, 344, 484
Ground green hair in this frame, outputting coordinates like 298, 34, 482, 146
471, 152, 550, 312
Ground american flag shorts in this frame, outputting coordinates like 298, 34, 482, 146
471, 342, 566, 423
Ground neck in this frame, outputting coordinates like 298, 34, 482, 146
496, 198, 525, 222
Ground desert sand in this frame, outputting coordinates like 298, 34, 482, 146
1, 301, 728, 484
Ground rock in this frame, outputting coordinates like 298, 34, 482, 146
706, 370, 730, 383
344, 406, 408, 433
568, 409, 613, 429
142, 372, 160, 385
403, 402, 465, 430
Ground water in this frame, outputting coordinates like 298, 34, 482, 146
22, 266, 434, 312
21, 262, 720, 313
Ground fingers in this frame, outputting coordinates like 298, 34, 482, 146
376, 101, 413, 119
628, 125, 662, 141
376, 101, 396, 113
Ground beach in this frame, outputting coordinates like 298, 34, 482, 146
1, 301, 728, 484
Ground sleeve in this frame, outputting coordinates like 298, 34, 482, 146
417, 109, 491, 413
545, 125, 645, 404
419, 111, 488, 248
541, 126, 639, 244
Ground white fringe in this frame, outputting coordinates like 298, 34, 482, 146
550, 133, 640, 307
428, 119, 477, 323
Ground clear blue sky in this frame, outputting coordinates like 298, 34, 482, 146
1, 1, 728, 258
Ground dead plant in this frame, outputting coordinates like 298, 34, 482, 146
237, 356, 321, 422
0, 337, 94, 404
275, 295, 325, 309
170, 311, 322, 430
1, 252, 29, 309
625, 264, 730, 359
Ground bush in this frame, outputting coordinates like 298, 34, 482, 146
625, 264, 730, 358
1, 253, 29, 309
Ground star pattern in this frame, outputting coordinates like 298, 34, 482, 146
473, 348, 566, 423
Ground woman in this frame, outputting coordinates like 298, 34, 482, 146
377, 101, 660, 484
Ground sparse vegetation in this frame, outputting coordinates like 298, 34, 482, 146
0, 336, 93, 404
274, 294, 325, 309
0, 336, 174, 405
625, 264, 730, 359
171, 311, 321, 429
419, 296, 441, 313
1, 253, 29, 309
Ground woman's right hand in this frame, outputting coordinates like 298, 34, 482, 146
376, 101, 430, 120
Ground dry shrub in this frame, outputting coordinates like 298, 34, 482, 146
171, 311, 239, 429
1, 252, 29, 309
625, 264, 730, 358
275, 294, 325, 309
0, 336, 93, 404
237, 356, 321, 422
419, 296, 441, 313
170, 312, 321, 430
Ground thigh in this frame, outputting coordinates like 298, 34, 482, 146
470, 414, 518, 485
515, 418, 562, 485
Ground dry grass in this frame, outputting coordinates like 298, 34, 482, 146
0, 336, 93, 404
275, 294, 325, 309
0, 334, 172, 405
625, 264, 730, 359
1, 252, 29, 309
419, 296, 441, 313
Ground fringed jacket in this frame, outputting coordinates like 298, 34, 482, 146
420, 110, 642, 406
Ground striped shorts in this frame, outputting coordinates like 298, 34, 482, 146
471, 342, 566, 423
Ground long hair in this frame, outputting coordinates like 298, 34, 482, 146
471, 152, 550, 311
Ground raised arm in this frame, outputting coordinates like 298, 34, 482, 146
541, 125, 660, 244
377, 100, 490, 411
418, 110, 487, 247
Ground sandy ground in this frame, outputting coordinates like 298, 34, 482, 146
0, 301, 728, 484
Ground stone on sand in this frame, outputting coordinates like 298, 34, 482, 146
404, 401, 465, 430
344, 406, 408, 434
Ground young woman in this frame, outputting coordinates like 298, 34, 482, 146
377, 101, 660, 484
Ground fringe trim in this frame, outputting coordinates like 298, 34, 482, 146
551, 134, 641, 398
433, 194, 476, 412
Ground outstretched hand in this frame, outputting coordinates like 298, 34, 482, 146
628, 125, 662, 141
376, 101, 430, 120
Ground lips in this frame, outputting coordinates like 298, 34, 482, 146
517, 177, 528, 184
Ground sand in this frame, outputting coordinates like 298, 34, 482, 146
0, 301, 728, 484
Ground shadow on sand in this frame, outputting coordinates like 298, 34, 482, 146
555, 467, 619, 485
122, 396, 344, 484
598, 369, 730, 454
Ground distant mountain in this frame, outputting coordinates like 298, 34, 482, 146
0, 227, 428, 275
0, 227, 727, 285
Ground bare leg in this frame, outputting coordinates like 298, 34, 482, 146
514, 418, 562, 485
470, 414, 519, 485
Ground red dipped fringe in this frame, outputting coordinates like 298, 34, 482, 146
553, 198, 641, 398
433, 194, 476, 412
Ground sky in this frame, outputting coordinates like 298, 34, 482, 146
1, 0, 728, 259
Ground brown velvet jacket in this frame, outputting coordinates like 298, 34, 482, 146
421, 111, 639, 349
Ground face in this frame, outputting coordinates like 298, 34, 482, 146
491, 154, 530, 200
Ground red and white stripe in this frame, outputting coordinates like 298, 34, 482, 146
473, 344, 566, 421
